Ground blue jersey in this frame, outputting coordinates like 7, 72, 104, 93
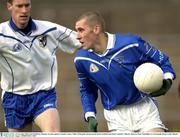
74, 33, 176, 115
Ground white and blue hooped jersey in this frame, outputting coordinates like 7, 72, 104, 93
74, 33, 176, 117
0, 18, 80, 96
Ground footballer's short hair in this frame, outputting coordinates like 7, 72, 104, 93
77, 11, 106, 32
7, 0, 31, 4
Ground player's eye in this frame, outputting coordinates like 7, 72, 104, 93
25, 4, 31, 8
16, 4, 30, 8
77, 28, 84, 32
16, 4, 23, 8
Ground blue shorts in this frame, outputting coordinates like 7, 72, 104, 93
2, 88, 57, 129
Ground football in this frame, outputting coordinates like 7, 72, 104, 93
133, 62, 164, 93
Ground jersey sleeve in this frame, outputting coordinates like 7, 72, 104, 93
74, 57, 98, 116
137, 37, 176, 80
55, 24, 81, 53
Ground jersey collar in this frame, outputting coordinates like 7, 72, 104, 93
9, 17, 36, 35
106, 32, 115, 50
89, 32, 115, 56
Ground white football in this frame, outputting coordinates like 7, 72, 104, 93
133, 63, 164, 93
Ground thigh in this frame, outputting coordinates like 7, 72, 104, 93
34, 108, 60, 132
32, 89, 60, 132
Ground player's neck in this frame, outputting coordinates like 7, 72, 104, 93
94, 33, 108, 54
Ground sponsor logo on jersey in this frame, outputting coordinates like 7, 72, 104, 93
38, 35, 47, 47
12, 43, 22, 52
90, 63, 99, 73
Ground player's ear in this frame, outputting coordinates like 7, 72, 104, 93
7, 2, 12, 11
93, 25, 101, 34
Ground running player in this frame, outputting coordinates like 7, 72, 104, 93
74, 11, 176, 132
0, 0, 81, 132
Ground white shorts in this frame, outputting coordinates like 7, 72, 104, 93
104, 97, 167, 132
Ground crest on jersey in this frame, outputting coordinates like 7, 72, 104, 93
38, 35, 47, 47
90, 63, 99, 73
12, 43, 22, 52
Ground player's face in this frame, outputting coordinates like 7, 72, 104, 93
75, 18, 98, 50
7, 0, 31, 29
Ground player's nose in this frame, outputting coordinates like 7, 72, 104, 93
76, 33, 81, 41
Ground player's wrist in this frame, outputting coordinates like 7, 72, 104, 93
87, 116, 96, 122
85, 112, 96, 121
165, 79, 172, 85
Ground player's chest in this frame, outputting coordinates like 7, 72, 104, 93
84, 52, 139, 79
0, 34, 54, 58
88, 50, 139, 69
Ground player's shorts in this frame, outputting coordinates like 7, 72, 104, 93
2, 88, 57, 129
104, 96, 167, 132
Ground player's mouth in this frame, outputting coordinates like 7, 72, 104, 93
20, 15, 28, 20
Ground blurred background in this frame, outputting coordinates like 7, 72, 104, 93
0, 0, 179, 132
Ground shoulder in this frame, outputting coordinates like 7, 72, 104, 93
75, 49, 90, 57
0, 21, 10, 33
33, 19, 68, 29
0, 21, 8, 26
112, 33, 146, 49
33, 19, 58, 28
115, 33, 142, 44
74, 49, 90, 63
32, 19, 70, 35
32, 20, 62, 35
